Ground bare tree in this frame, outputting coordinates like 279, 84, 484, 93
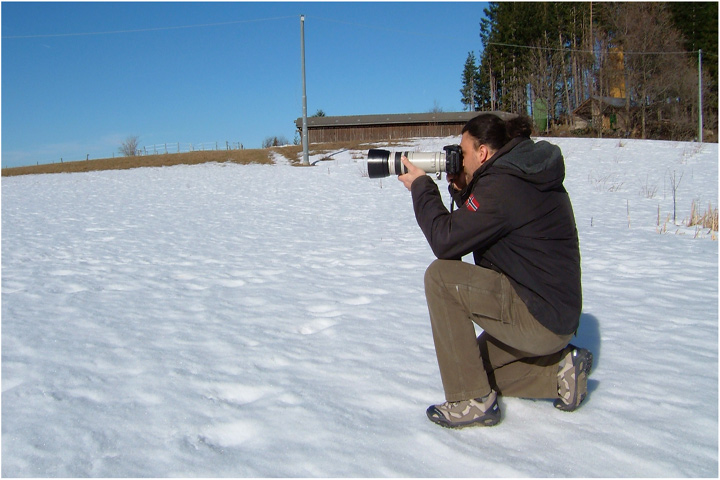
604, 3, 694, 139
527, 33, 565, 132
262, 136, 289, 148
119, 136, 140, 157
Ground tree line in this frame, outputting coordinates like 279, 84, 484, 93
460, 2, 718, 141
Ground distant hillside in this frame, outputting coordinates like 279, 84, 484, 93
1, 141, 384, 177
2, 148, 277, 177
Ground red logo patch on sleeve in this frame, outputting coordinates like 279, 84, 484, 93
465, 194, 480, 212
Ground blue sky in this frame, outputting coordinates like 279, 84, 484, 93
2, 2, 489, 167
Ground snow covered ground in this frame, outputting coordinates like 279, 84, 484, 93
2, 137, 717, 477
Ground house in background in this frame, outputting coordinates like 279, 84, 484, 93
572, 96, 635, 135
572, 48, 634, 135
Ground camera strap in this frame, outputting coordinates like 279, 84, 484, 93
448, 185, 467, 213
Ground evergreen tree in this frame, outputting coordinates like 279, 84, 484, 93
668, 2, 718, 138
668, 0, 718, 123
460, 51, 481, 111
472, 1, 716, 138
479, 2, 565, 114
668, 2, 718, 81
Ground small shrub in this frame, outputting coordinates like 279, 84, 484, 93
588, 171, 624, 192
119, 136, 140, 157
641, 175, 658, 199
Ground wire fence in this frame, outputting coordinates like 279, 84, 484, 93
138, 141, 244, 155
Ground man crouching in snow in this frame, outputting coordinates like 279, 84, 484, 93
399, 113, 592, 428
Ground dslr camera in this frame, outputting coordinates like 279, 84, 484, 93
366, 145, 463, 179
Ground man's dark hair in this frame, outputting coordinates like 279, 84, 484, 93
462, 114, 533, 150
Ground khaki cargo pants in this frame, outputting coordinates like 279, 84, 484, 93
424, 259, 574, 402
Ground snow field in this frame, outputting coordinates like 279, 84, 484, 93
2, 137, 717, 476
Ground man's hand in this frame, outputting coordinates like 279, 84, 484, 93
447, 172, 468, 192
398, 156, 426, 191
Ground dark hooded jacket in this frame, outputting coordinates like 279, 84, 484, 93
410, 137, 581, 335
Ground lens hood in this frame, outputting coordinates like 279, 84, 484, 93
367, 149, 391, 178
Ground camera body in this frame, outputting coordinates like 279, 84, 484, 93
366, 145, 464, 179
442, 145, 463, 176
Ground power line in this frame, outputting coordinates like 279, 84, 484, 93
2, 15, 297, 39
3, 14, 467, 42
487, 41, 700, 56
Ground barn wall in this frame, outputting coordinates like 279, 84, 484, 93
307, 123, 466, 144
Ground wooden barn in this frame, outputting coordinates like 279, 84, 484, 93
294, 111, 515, 144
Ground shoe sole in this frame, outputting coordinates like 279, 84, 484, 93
553, 349, 593, 412
426, 406, 502, 429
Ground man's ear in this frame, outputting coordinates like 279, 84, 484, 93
477, 144, 490, 165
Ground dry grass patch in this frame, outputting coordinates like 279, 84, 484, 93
688, 201, 719, 231
2, 149, 273, 177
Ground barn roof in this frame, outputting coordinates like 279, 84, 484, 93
294, 111, 515, 129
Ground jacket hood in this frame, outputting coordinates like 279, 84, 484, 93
477, 138, 566, 192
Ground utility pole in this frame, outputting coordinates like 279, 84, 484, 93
300, 14, 310, 165
698, 49, 703, 143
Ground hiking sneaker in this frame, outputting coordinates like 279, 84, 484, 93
554, 346, 593, 411
426, 390, 501, 428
